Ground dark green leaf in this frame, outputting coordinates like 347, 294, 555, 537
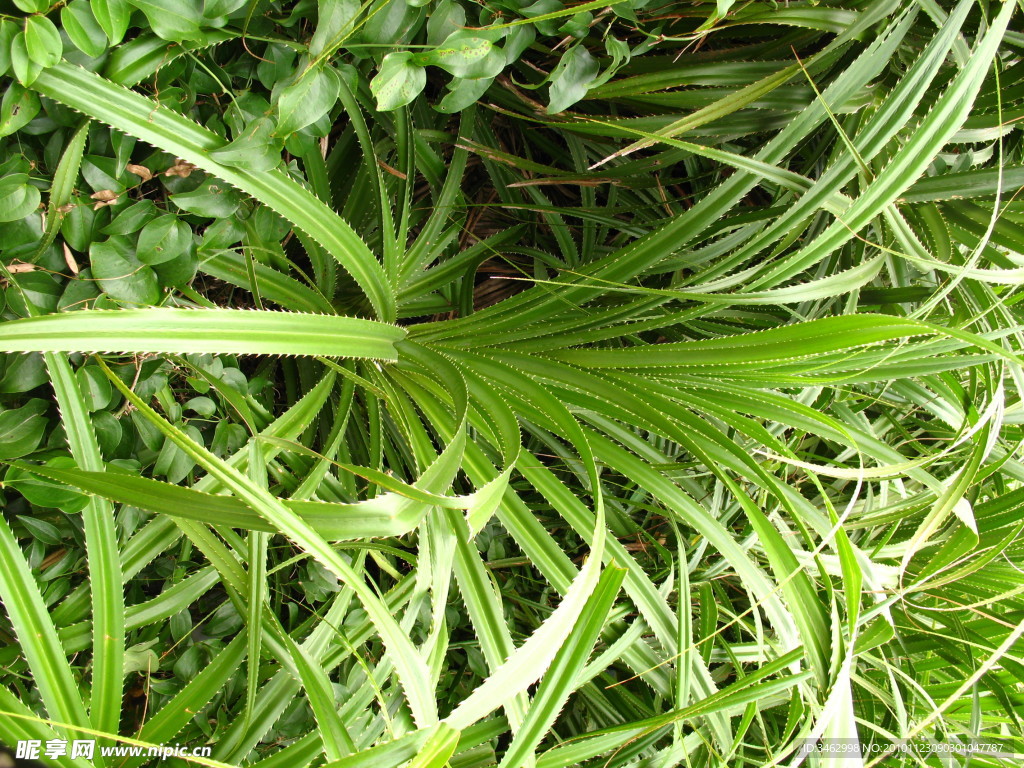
137, 215, 192, 265
0, 174, 41, 222
209, 117, 283, 172
0, 399, 48, 459
0, 353, 47, 394
75, 366, 112, 412
170, 179, 242, 218
310, 0, 359, 57
5, 460, 87, 512
436, 76, 492, 113
151, 246, 198, 287
90, 236, 162, 305
361, 0, 420, 47
102, 200, 159, 236
275, 66, 339, 137
0, 82, 40, 138
203, 0, 248, 21
426, 0, 465, 47
128, 0, 203, 42
547, 45, 599, 114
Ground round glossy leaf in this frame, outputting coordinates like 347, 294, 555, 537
0, 20, 17, 76
274, 66, 340, 137
504, 25, 536, 65
370, 52, 426, 111
92, 410, 123, 456
309, 0, 359, 56
426, 0, 465, 46
12, 0, 49, 13
416, 33, 504, 80
9, 33, 41, 88
90, 236, 162, 305
0, 352, 47, 394
5, 273, 61, 316
362, 0, 420, 46
62, 0, 110, 59
128, 0, 204, 42
151, 246, 198, 287
0, 174, 41, 222
0, 399, 49, 459
75, 366, 113, 412
137, 214, 192, 264
153, 423, 202, 483
156, 85, 194, 113
546, 44, 600, 114
170, 180, 242, 218
519, 0, 564, 35
6, 459, 88, 513
209, 116, 283, 172
23, 16, 63, 69
58, 270, 103, 312
436, 76, 493, 113
557, 11, 593, 39
198, 217, 244, 250
183, 396, 216, 417
203, 0, 248, 21
91, 0, 131, 45
61, 199, 98, 251
102, 199, 159, 236
0, 82, 41, 138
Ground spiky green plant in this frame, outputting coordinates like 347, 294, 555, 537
1, 1, 1024, 767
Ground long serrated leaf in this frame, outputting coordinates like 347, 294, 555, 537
96, 358, 440, 728
0, 308, 405, 358
0, 515, 91, 736
498, 566, 626, 767
31, 63, 395, 321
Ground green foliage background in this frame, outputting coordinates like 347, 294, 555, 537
1, 0, 1024, 766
